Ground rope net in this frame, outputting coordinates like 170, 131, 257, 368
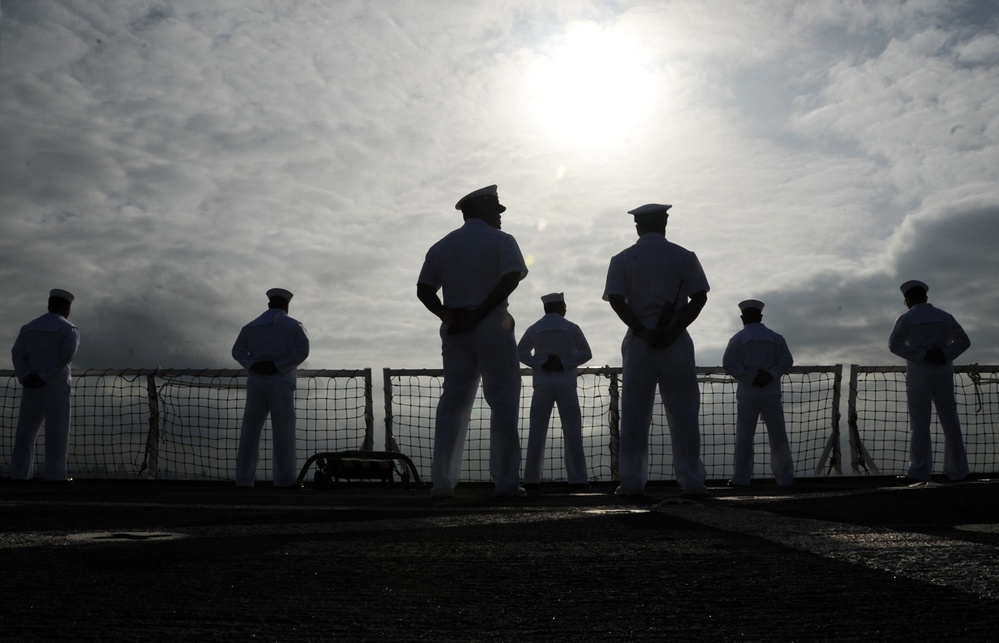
387, 366, 843, 484
0, 369, 371, 481
850, 365, 999, 476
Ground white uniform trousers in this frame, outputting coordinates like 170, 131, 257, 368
731, 390, 795, 486
618, 332, 706, 494
236, 374, 299, 487
905, 364, 969, 481
523, 382, 587, 485
433, 312, 522, 494
10, 381, 72, 481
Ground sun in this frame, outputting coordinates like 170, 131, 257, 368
526, 22, 656, 150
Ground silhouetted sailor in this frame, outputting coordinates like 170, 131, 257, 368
722, 299, 795, 487
518, 292, 592, 490
603, 203, 709, 497
232, 288, 310, 488
417, 185, 528, 498
889, 280, 970, 483
10, 288, 80, 482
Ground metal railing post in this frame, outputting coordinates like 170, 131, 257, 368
139, 372, 160, 479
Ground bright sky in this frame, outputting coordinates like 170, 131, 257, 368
2, 0, 998, 374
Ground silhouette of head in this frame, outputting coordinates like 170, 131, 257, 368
266, 288, 293, 312
47, 289, 74, 319
541, 292, 566, 316
899, 280, 928, 309
738, 299, 764, 325
456, 185, 506, 230
628, 203, 671, 236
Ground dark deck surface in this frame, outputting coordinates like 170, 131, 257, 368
2, 476, 998, 642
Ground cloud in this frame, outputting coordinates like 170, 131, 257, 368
702, 200, 999, 367
1, 0, 997, 385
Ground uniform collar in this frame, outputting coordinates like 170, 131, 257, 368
738, 322, 772, 342
25, 312, 75, 331
248, 308, 286, 327
535, 313, 569, 330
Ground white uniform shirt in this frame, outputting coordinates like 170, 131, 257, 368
232, 309, 310, 384
723, 323, 793, 391
602, 233, 710, 328
11, 312, 80, 385
417, 218, 528, 311
518, 313, 592, 385
889, 303, 970, 366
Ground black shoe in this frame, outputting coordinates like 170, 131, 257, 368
896, 475, 927, 485
523, 482, 541, 491
569, 483, 589, 491
42, 477, 73, 485
494, 486, 528, 498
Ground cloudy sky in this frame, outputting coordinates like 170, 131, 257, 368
2, 0, 997, 375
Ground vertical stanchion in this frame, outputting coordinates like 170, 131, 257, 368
362, 367, 374, 451
383, 368, 399, 452
608, 370, 620, 480
139, 372, 160, 479
848, 365, 881, 475
814, 364, 844, 476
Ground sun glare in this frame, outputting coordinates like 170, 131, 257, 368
526, 22, 656, 150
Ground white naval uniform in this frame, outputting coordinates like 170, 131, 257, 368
418, 218, 528, 494
518, 313, 592, 485
889, 302, 970, 481
722, 322, 795, 486
10, 312, 80, 481
603, 233, 709, 494
232, 308, 310, 487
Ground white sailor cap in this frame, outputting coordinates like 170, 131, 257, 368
627, 203, 672, 217
455, 185, 506, 213
738, 299, 764, 312
266, 288, 294, 302
899, 280, 928, 296
49, 288, 75, 303
541, 292, 565, 304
